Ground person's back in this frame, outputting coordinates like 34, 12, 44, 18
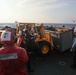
0, 45, 28, 75
0, 28, 28, 75
24, 25, 34, 39
25, 29, 32, 40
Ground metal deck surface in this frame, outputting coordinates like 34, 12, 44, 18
27, 50, 76, 75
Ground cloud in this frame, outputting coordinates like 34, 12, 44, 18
16, 0, 68, 11
17, 0, 57, 4
14, 0, 69, 22
47, 3, 68, 9
17, 0, 58, 7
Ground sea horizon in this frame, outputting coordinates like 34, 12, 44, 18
0, 23, 76, 28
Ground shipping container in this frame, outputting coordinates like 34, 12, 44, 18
45, 27, 74, 52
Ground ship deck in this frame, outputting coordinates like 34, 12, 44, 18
28, 50, 76, 75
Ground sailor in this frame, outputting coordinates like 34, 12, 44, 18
23, 25, 35, 73
70, 36, 76, 68
0, 29, 28, 75
17, 29, 26, 48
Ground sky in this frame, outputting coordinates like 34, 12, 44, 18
0, 0, 76, 23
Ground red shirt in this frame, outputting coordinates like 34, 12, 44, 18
17, 36, 24, 46
0, 45, 28, 75
17, 36, 26, 49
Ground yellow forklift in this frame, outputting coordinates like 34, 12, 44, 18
15, 21, 53, 56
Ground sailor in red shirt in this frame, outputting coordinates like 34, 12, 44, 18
0, 28, 28, 75
17, 26, 34, 73
17, 30, 26, 48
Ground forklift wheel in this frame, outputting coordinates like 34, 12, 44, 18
39, 42, 51, 56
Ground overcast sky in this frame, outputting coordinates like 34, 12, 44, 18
0, 0, 76, 23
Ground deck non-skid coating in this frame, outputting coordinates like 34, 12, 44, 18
29, 50, 76, 75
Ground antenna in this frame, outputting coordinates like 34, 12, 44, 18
73, 20, 75, 23
72, 20, 76, 27
73, 20, 76, 34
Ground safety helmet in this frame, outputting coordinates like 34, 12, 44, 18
18, 30, 23, 36
0, 29, 14, 44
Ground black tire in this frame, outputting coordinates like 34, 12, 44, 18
38, 42, 51, 56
